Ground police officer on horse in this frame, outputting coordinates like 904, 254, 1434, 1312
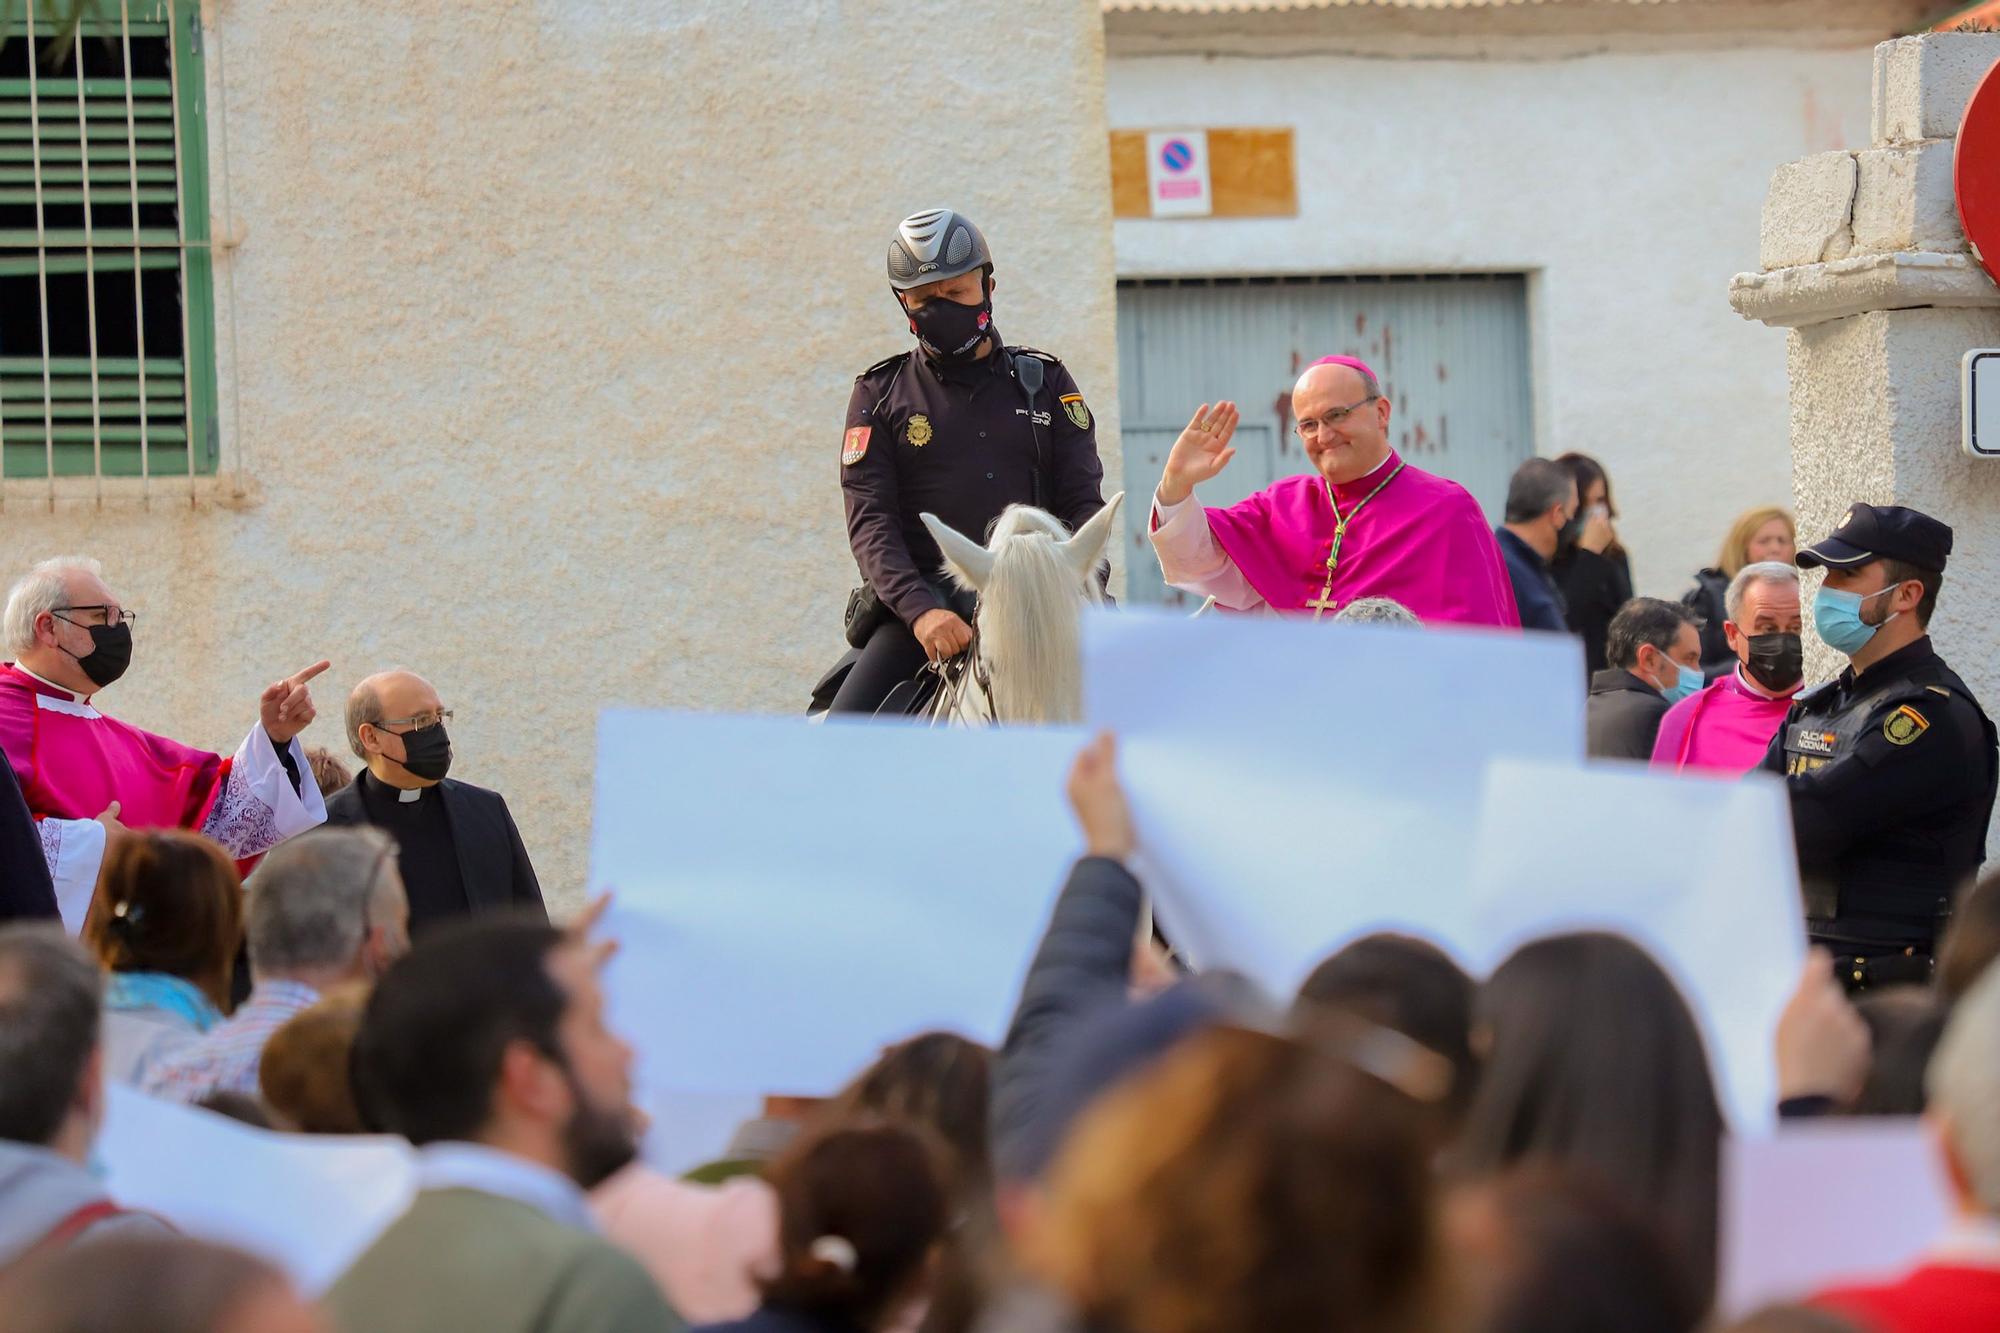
815, 208, 1108, 717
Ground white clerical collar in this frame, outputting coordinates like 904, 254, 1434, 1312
10, 663, 86, 702
398, 786, 422, 804
416, 1142, 597, 1233
1733, 664, 1800, 701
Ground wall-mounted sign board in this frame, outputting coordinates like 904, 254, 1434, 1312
1962, 348, 2000, 457
1110, 128, 1297, 219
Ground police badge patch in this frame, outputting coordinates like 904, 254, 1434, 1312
907, 415, 933, 447
1060, 393, 1090, 430
1884, 705, 1930, 746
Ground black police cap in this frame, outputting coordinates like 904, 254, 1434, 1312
1796, 503, 1953, 573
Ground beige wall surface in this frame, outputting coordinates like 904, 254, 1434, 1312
0, 0, 1121, 910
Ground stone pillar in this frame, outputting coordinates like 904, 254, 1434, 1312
1731, 35, 2000, 707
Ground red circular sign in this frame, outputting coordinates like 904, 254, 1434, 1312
1955, 58, 2000, 283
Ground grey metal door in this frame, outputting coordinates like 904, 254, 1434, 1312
1116, 274, 1534, 607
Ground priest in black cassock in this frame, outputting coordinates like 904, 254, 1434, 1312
323, 670, 545, 934
0, 746, 56, 921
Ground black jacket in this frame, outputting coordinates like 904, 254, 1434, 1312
0, 746, 55, 922
1683, 568, 1733, 677
1494, 528, 1568, 634
1586, 669, 1670, 761
1553, 546, 1634, 675
323, 776, 546, 925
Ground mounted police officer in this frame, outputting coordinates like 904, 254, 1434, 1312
1760, 504, 1999, 991
817, 208, 1107, 716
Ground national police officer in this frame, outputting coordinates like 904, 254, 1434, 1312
1760, 505, 1999, 990
820, 208, 1107, 715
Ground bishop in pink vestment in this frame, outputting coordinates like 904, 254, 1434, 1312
0, 557, 329, 929
1149, 358, 1519, 627
1650, 667, 1801, 776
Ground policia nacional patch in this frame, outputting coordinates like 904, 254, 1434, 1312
906, 414, 933, 447
1884, 705, 1931, 746
1060, 393, 1090, 430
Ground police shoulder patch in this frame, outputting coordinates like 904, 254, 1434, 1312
1884, 704, 1930, 746
841, 425, 871, 466
1060, 393, 1091, 430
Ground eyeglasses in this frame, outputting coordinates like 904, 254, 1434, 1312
1294, 395, 1379, 439
52, 604, 136, 628
375, 709, 453, 733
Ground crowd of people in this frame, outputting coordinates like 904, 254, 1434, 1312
1, 727, 1998, 1333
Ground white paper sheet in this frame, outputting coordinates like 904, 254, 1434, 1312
97, 1084, 414, 1294
589, 711, 1084, 1107
1082, 610, 1804, 1128
1719, 1120, 1951, 1317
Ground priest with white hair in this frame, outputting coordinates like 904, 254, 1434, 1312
0, 556, 329, 928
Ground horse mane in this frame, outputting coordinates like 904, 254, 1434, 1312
947, 504, 1104, 725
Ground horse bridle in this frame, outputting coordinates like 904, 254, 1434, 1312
925, 600, 996, 726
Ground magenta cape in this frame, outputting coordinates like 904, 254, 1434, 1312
1204, 454, 1521, 627
0, 664, 229, 830
1650, 670, 1798, 775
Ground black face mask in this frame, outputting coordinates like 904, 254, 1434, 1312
62, 621, 132, 689
906, 288, 994, 363
1556, 510, 1584, 553
1744, 631, 1804, 692
387, 721, 453, 782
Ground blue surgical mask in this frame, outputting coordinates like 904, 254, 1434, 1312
1659, 659, 1703, 706
1813, 584, 1899, 657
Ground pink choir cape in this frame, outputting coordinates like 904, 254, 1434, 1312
1649, 669, 1797, 775
1204, 453, 1521, 627
0, 662, 230, 830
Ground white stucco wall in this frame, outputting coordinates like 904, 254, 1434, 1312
1106, 39, 1876, 601
0, 0, 1120, 911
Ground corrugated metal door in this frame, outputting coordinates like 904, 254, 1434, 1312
1116, 274, 1534, 606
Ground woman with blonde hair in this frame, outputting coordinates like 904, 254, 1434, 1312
1684, 506, 1795, 674
1025, 1026, 1446, 1333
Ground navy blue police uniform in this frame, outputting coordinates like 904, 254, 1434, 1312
1758, 505, 1998, 990
825, 331, 1106, 715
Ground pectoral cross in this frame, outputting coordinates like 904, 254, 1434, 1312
1306, 550, 1342, 622
1307, 460, 1407, 623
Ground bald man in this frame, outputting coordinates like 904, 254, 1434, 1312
1152, 356, 1519, 627
322, 671, 544, 933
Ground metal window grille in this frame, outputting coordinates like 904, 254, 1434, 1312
0, 0, 217, 504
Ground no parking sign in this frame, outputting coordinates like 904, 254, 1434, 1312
1145, 130, 1213, 217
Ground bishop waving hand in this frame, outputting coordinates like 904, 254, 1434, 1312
1150, 356, 1520, 627
0, 556, 330, 928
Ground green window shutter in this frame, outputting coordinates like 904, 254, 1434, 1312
0, 0, 218, 481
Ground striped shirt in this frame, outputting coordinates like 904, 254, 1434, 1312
137, 979, 320, 1104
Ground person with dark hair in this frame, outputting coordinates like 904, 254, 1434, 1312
142, 827, 408, 1104
1938, 868, 2000, 1003
1450, 932, 1723, 1311
1447, 1166, 1704, 1333
323, 669, 545, 934
0, 925, 167, 1266
694, 1122, 950, 1333
1291, 932, 1478, 1134
1495, 459, 1578, 634
1550, 452, 1635, 675
82, 829, 243, 1086
0, 1234, 326, 1333
1586, 598, 1702, 760
326, 916, 683, 1333
258, 982, 369, 1134
1026, 1026, 1445, 1333
1761, 505, 1999, 989
0, 745, 56, 922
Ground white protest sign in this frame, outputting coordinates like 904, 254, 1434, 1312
1145, 130, 1213, 217
1466, 759, 1805, 1129
1082, 610, 1582, 991
98, 1085, 414, 1294
1083, 610, 1802, 1127
1719, 1120, 1950, 1317
589, 711, 1083, 1115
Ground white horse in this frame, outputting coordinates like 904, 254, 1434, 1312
918, 492, 1125, 726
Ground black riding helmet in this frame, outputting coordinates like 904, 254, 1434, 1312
886, 208, 992, 291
